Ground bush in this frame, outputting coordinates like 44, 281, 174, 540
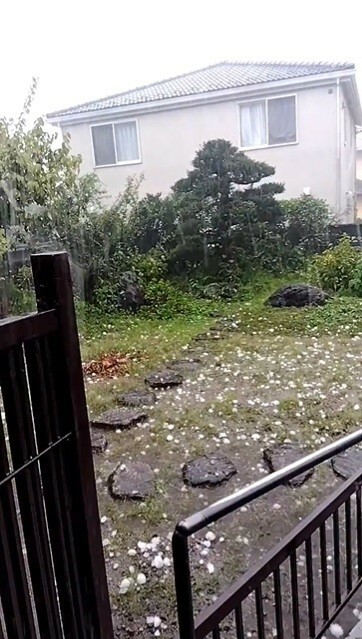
141, 280, 204, 319
282, 195, 332, 256
131, 249, 167, 286
349, 258, 362, 296
308, 237, 359, 292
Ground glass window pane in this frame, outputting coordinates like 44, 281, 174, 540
114, 121, 140, 162
268, 96, 296, 145
240, 101, 267, 147
91, 124, 116, 166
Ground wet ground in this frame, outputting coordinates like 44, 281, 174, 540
86, 310, 362, 638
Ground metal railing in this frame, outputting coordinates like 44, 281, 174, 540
173, 429, 362, 639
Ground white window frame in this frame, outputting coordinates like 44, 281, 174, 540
90, 119, 142, 168
238, 93, 298, 151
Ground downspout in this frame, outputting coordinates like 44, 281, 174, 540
336, 78, 341, 219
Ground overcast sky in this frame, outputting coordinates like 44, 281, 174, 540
2, 0, 362, 120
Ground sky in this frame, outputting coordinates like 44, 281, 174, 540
2, 0, 362, 121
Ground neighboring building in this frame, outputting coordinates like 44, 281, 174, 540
357, 131, 362, 219
47, 61, 362, 222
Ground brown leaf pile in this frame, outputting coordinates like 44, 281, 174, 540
83, 351, 132, 379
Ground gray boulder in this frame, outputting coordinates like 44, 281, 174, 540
119, 271, 145, 312
265, 283, 329, 308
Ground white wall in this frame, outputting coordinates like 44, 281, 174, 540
339, 85, 356, 222
63, 83, 345, 213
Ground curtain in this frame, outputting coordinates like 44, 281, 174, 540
115, 122, 139, 162
268, 96, 296, 145
240, 101, 267, 147
92, 124, 116, 166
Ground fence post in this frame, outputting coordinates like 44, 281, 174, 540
31, 251, 114, 639
172, 528, 196, 639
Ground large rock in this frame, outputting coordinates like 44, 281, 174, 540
119, 271, 145, 312
109, 462, 155, 500
118, 389, 156, 407
91, 408, 147, 430
183, 453, 237, 487
264, 444, 314, 487
90, 430, 108, 453
265, 284, 329, 308
145, 370, 183, 388
331, 446, 362, 479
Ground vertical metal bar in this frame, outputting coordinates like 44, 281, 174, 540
273, 568, 283, 639
172, 529, 196, 639
290, 550, 300, 639
357, 486, 362, 578
255, 585, 265, 639
0, 499, 35, 639
0, 601, 5, 639
320, 523, 329, 621
31, 252, 113, 639
305, 537, 315, 637
234, 606, 244, 639
345, 498, 353, 591
25, 337, 83, 638
333, 510, 341, 605
0, 413, 37, 639
0, 347, 63, 639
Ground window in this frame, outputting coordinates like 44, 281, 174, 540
240, 95, 296, 148
91, 120, 140, 166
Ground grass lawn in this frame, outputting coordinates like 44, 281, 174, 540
79, 292, 362, 638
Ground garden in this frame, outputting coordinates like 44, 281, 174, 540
2, 93, 362, 637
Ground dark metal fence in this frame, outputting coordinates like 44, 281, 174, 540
173, 429, 362, 639
0, 252, 113, 638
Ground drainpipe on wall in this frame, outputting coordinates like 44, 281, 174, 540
336, 78, 342, 219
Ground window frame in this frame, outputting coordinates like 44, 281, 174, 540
238, 93, 298, 151
90, 118, 142, 168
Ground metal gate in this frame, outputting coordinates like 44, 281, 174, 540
0, 252, 113, 638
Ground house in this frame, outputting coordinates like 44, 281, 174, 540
357, 130, 362, 219
47, 61, 362, 222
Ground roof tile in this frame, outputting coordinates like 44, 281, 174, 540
48, 60, 355, 119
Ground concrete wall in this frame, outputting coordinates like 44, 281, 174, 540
63, 83, 349, 215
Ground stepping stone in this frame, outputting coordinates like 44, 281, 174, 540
118, 389, 156, 407
90, 408, 148, 430
193, 332, 224, 341
109, 462, 155, 500
331, 446, 362, 480
263, 444, 314, 487
213, 320, 240, 333
167, 358, 201, 373
145, 370, 183, 388
90, 430, 107, 453
183, 453, 237, 487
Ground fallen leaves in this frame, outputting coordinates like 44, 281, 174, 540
83, 350, 140, 379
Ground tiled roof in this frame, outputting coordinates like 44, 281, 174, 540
48, 60, 355, 119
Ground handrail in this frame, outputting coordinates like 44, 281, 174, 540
175, 426, 362, 536
172, 426, 362, 639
